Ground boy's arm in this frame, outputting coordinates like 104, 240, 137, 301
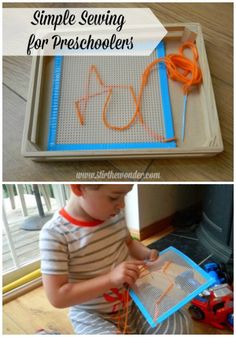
126, 235, 159, 261
42, 273, 112, 308
42, 259, 144, 309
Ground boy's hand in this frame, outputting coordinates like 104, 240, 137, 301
148, 249, 159, 261
109, 261, 144, 288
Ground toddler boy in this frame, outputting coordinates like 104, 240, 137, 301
40, 184, 190, 334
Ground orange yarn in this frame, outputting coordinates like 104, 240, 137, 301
140, 41, 202, 97
103, 287, 130, 334
153, 282, 174, 321
116, 288, 130, 334
139, 261, 175, 322
75, 66, 144, 132
153, 261, 174, 321
75, 41, 202, 142
104, 261, 176, 332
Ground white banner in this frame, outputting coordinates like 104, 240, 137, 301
3, 8, 167, 56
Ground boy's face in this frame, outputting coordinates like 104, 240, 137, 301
79, 185, 133, 221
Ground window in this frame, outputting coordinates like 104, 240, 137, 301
2, 184, 69, 285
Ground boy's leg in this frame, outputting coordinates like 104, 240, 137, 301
69, 309, 118, 334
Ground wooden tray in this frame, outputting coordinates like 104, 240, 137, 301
21, 23, 223, 161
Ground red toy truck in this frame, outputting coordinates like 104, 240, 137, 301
189, 284, 233, 330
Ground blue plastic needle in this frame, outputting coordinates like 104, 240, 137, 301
181, 94, 188, 142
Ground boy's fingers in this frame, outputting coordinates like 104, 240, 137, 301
126, 264, 141, 273
127, 260, 145, 266
126, 269, 139, 280
124, 275, 137, 287
148, 249, 159, 261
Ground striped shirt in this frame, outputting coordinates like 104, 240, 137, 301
39, 209, 130, 313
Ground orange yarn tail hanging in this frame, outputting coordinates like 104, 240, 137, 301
138, 41, 202, 142
103, 287, 130, 334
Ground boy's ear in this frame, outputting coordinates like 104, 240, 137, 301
70, 184, 83, 196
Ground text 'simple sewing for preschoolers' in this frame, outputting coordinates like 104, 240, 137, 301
21, 24, 223, 160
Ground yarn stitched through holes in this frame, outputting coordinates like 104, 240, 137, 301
75, 41, 202, 143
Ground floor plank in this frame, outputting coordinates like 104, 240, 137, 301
3, 57, 32, 100
3, 287, 74, 334
3, 313, 25, 334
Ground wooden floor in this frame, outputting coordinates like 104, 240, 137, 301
3, 228, 233, 335
3, 3, 233, 182
3, 288, 74, 335
3, 285, 232, 335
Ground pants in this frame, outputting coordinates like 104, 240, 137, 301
69, 303, 191, 334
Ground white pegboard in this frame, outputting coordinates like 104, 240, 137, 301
54, 50, 167, 146
130, 247, 214, 327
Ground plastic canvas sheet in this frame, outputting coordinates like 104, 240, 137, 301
48, 41, 176, 151
129, 246, 215, 328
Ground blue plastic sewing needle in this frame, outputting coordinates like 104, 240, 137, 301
181, 94, 188, 142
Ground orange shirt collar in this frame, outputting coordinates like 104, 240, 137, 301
59, 208, 104, 227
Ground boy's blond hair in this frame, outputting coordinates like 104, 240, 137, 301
70, 184, 102, 196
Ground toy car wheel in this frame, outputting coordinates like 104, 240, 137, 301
188, 305, 205, 320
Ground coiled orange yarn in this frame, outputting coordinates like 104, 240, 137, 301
75, 41, 202, 142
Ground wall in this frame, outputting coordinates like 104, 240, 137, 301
138, 185, 202, 229
125, 184, 140, 232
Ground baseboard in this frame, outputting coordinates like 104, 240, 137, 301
129, 214, 174, 241
3, 278, 42, 304
130, 203, 201, 241
130, 229, 141, 240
